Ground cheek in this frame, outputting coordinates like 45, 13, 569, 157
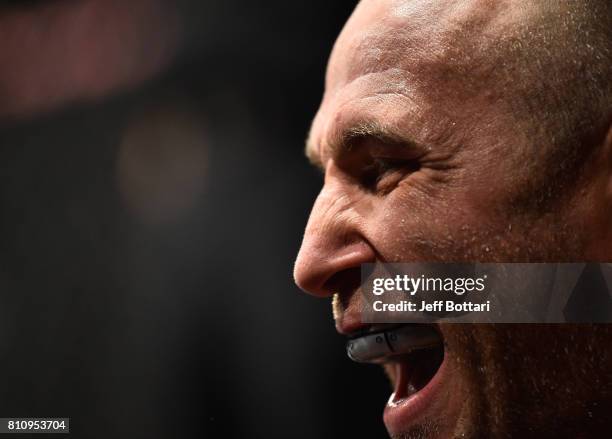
361, 165, 586, 262
365, 184, 504, 262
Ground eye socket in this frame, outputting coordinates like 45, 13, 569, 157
331, 134, 425, 194
361, 157, 421, 194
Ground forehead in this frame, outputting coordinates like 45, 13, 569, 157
327, 0, 529, 92
308, 0, 540, 163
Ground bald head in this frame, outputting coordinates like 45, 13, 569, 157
296, 1, 612, 437
308, 0, 612, 223
330, 0, 611, 116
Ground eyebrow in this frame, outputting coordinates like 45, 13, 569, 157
305, 120, 412, 170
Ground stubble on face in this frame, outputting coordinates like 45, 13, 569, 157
309, 0, 612, 437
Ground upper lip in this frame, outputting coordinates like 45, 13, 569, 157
340, 321, 391, 338
335, 312, 374, 336
334, 293, 445, 367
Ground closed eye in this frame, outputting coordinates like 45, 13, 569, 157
362, 157, 421, 194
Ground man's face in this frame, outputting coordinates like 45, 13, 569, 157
295, 1, 611, 437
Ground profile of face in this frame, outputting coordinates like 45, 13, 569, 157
294, 1, 612, 438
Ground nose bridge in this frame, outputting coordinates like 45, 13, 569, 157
306, 182, 355, 246
294, 174, 374, 297
312, 160, 367, 237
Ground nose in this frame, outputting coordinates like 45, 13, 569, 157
293, 172, 375, 298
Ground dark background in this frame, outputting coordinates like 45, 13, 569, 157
0, 1, 391, 438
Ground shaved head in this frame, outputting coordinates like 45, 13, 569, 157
296, 1, 612, 437
322, 0, 612, 198
304, 0, 612, 262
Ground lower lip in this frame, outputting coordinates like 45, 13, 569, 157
383, 350, 448, 436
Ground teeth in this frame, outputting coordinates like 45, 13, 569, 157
347, 325, 441, 363
405, 383, 418, 399
391, 360, 419, 403
388, 385, 418, 406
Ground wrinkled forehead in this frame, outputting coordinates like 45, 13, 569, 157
326, 0, 533, 93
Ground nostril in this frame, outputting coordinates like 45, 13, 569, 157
294, 240, 376, 297
324, 266, 363, 299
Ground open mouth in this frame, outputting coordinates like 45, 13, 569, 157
346, 324, 446, 430
388, 346, 444, 402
